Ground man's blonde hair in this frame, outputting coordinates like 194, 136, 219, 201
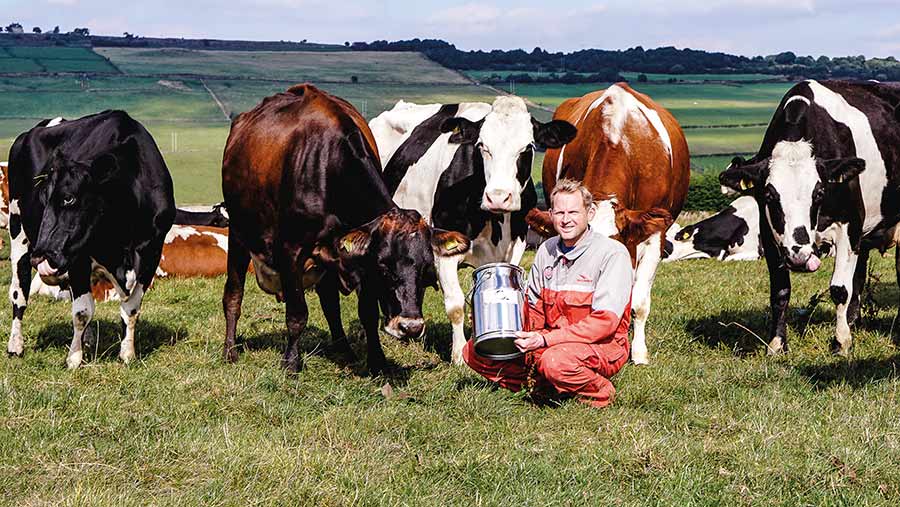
550, 178, 594, 210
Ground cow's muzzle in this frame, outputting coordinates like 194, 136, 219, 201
786, 251, 821, 273
31, 255, 59, 277
384, 316, 426, 339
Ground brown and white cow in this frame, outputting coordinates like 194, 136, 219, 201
530, 83, 691, 364
221, 84, 469, 374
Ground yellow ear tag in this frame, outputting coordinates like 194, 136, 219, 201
452, 126, 460, 135
444, 239, 458, 251
739, 179, 754, 191
341, 237, 354, 252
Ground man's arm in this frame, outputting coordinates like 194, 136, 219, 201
543, 245, 633, 346
525, 248, 546, 331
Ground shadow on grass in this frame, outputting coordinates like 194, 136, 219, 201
35, 318, 186, 363
797, 354, 900, 390
237, 321, 419, 385
422, 322, 454, 363
681, 306, 832, 356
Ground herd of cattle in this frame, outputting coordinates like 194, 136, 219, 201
3, 79, 900, 372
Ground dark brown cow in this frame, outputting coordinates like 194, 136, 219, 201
221, 84, 468, 374
530, 82, 690, 365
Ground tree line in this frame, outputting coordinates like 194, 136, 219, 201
351, 39, 900, 82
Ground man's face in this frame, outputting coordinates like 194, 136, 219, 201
550, 191, 594, 245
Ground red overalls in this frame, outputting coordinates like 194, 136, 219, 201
464, 231, 633, 408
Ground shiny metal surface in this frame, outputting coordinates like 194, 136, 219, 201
471, 262, 526, 360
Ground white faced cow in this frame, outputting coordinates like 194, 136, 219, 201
369, 97, 576, 364
720, 80, 900, 355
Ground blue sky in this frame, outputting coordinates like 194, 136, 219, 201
2, 0, 898, 57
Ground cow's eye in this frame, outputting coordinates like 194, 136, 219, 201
62, 196, 76, 207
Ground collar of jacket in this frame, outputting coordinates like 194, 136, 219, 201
552, 226, 595, 264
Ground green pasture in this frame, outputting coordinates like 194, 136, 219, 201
2, 244, 900, 505
0, 46, 118, 74
97, 48, 471, 84
466, 70, 781, 83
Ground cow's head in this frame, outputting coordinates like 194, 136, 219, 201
317, 208, 470, 339
439, 96, 576, 213
210, 201, 230, 227
719, 141, 865, 272
30, 138, 138, 278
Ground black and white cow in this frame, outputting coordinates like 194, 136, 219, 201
174, 202, 229, 228
663, 196, 762, 262
720, 80, 900, 355
7, 111, 175, 368
369, 97, 576, 363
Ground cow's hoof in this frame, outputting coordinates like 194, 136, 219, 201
631, 355, 649, 366
281, 356, 304, 375
7, 350, 23, 358
119, 350, 135, 364
766, 337, 785, 356
831, 339, 852, 357
224, 346, 239, 364
66, 351, 83, 370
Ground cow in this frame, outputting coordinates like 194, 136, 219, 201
719, 80, 900, 355
6, 111, 175, 368
529, 83, 691, 365
663, 196, 762, 262
368, 97, 577, 364
221, 84, 469, 374
174, 202, 229, 228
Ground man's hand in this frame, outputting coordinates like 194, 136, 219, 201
514, 331, 546, 352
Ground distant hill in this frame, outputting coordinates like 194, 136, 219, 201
351, 39, 900, 82
0, 32, 347, 52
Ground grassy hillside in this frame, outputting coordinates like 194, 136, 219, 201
0, 46, 118, 74
97, 48, 472, 84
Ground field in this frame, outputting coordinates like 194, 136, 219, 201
466, 70, 782, 83
0, 46, 118, 74
3, 246, 900, 505
4, 44, 900, 505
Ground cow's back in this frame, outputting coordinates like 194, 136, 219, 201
222, 83, 390, 260
543, 83, 690, 215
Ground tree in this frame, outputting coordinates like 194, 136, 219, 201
637, 73, 648, 82
344, 41, 350, 47
350, 75, 358, 83
52, 26, 60, 34
32, 27, 41, 34
71, 27, 90, 37
774, 51, 796, 65
5, 23, 23, 33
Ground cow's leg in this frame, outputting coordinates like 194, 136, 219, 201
436, 255, 466, 365
280, 250, 308, 374
762, 224, 791, 354
117, 284, 145, 364
894, 245, 900, 345
829, 227, 858, 356
358, 281, 386, 375
630, 232, 663, 365
222, 232, 250, 363
846, 248, 870, 327
315, 270, 356, 360
66, 267, 94, 370
7, 203, 31, 357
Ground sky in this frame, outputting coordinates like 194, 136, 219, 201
2, 0, 899, 58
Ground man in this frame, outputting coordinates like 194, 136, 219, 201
463, 179, 634, 408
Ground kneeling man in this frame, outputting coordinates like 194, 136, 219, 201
464, 179, 633, 408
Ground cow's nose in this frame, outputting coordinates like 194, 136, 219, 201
485, 191, 512, 207
30, 255, 46, 269
399, 319, 424, 337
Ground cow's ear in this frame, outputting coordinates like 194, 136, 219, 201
431, 229, 470, 257
90, 137, 138, 185
818, 157, 866, 184
719, 157, 768, 192
321, 229, 372, 294
525, 208, 554, 238
532, 117, 577, 149
675, 226, 694, 241
337, 229, 372, 261
440, 117, 483, 144
614, 206, 673, 246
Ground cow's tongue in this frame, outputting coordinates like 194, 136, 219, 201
37, 260, 57, 277
805, 254, 821, 272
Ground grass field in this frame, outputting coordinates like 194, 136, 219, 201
97, 48, 472, 84
0, 46, 118, 74
466, 70, 782, 83
2, 245, 900, 505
